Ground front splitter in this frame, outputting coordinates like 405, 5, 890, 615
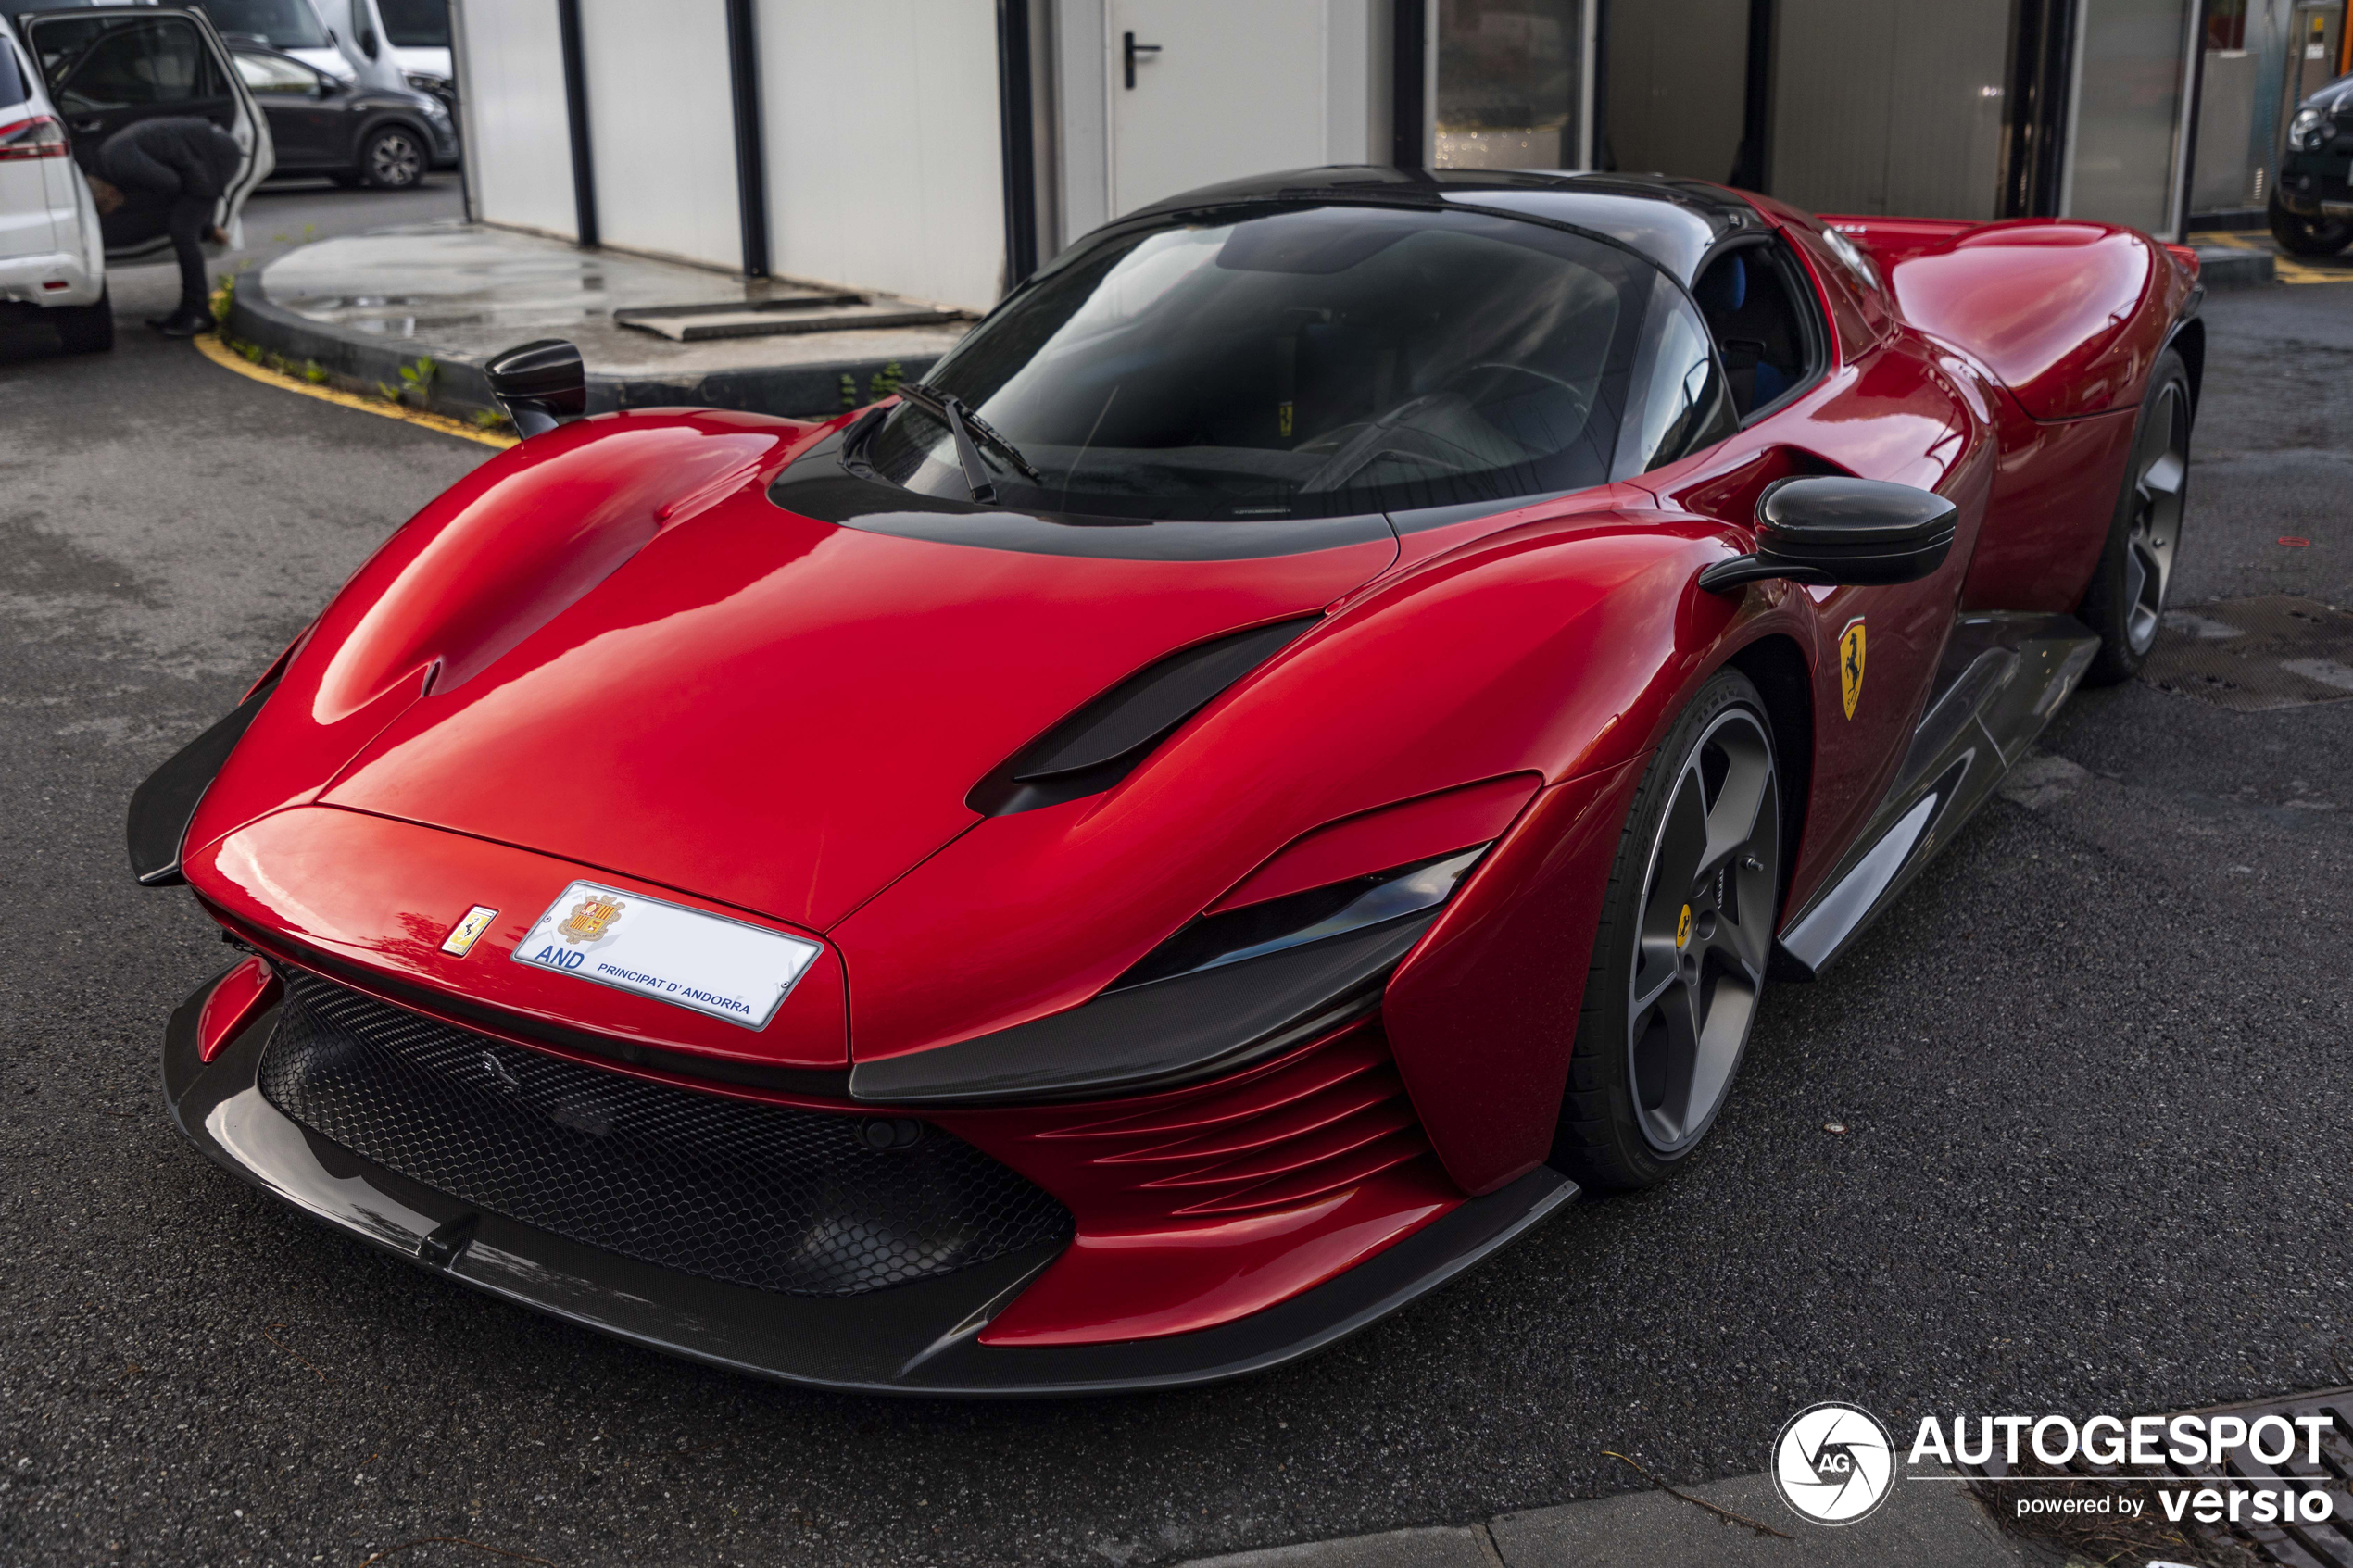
163, 967, 1576, 1396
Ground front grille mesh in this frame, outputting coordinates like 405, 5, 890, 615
258, 968, 1071, 1297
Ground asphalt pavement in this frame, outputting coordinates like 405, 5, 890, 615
1, 219, 2347, 1568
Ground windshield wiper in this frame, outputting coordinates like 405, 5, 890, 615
895, 383, 1040, 504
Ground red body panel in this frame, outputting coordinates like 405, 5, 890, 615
191, 806, 853, 1067
197, 956, 281, 1062
167, 176, 2198, 1360
833, 509, 1739, 1064
190, 411, 1394, 937
1380, 759, 1647, 1194
1839, 217, 2194, 420
1206, 772, 1541, 914
938, 1021, 1458, 1345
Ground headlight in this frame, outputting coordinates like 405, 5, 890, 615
2289, 107, 2334, 151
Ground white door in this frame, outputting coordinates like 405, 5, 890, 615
1107, 0, 1330, 219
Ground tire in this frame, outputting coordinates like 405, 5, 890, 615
359, 126, 426, 191
1552, 668, 1783, 1191
2268, 194, 2353, 257
2078, 347, 2191, 685
53, 285, 114, 354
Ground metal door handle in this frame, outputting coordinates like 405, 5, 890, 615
1123, 31, 1161, 89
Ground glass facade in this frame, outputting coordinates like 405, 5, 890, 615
1434, 0, 1588, 170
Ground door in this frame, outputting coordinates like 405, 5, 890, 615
23, 7, 272, 258
1635, 247, 1985, 915
233, 48, 338, 170
1107, 0, 1330, 219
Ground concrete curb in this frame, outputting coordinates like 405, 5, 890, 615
223, 272, 941, 422
2193, 245, 2277, 289
1177, 1469, 2033, 1568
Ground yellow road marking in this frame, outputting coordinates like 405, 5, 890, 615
2188, 231, 2353, 285
193, 332, 517, 449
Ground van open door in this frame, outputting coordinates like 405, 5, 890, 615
22, 5, 273, 261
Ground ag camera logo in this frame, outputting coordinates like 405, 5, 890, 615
1772, 1401, 1896, 1525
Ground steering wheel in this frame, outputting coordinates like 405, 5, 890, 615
1438, 361, 1592, 426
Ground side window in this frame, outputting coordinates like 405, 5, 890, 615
236, 50, 321, 95
0, 39, 29, 108
1623, 287, 1737, 474
44, 19, 224, 111
1692, 243, 1822, 420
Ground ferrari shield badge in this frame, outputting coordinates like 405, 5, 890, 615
557, 891, 626, 944
1839, 619, 1867, 720
439, 905, 498, 957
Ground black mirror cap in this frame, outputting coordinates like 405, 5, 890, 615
1698, 475, 1957, 593
485, 338, 587, 438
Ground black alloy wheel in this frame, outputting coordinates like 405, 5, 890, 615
2081, 347, 2192, 685
1554, 668, 1782, 1190
360, 126, 425, 190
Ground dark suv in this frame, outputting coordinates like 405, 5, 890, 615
2273, 71, 2353, 257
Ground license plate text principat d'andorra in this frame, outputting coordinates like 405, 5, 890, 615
510, 880, 821, 1029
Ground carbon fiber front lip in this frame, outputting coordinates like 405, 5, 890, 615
163, 967, 1576, 1397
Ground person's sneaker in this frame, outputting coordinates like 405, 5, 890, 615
155, 308, 214, 338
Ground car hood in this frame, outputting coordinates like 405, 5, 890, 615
192, 411, 1396, 935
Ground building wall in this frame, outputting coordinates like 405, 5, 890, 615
1769, 0, 2009, 220
754, 0, 1006, 310
458, 0, 577, 240
578, 0, 743, 270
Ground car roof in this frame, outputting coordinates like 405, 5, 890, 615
1126, 166, 1762, 285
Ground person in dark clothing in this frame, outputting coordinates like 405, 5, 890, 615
94, 117, 244, 337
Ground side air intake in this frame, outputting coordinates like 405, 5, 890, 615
966, 617, 1319, 816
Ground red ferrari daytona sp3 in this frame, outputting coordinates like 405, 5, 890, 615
135, 168, 2200, 1394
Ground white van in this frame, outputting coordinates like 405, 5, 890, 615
0, 2, 271, 352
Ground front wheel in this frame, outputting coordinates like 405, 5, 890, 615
1553, 668, 1783, 1191
359, 127, 425, 191
2269, 194, 2353, 257
2079, 347, 2191, 685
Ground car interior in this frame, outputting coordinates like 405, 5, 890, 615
1691, 241, 1818, 420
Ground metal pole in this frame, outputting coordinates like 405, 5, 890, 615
725, 0, 769, 278
555, 0, 598, 247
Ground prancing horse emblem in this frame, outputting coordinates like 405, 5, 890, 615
1839, 619, 1867, 720
558, 893, 625, 944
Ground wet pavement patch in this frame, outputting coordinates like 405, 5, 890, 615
2141, 596, 2353, 711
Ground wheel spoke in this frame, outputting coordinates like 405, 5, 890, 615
1639, 980, 1705, 1144
1697, 730, 1773, 880
1682, 971, 1755, 1129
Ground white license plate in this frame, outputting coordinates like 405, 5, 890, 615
510, 881, 821, 1029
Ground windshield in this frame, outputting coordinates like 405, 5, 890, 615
194, 0, 331, 51
861, 204, 1655, 522
378, 0, 450, 47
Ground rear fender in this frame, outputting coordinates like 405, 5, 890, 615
1867, 218, 2196, 420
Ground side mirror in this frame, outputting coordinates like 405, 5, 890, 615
1697, 475, 1957, 593
484, 338, 586, 438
